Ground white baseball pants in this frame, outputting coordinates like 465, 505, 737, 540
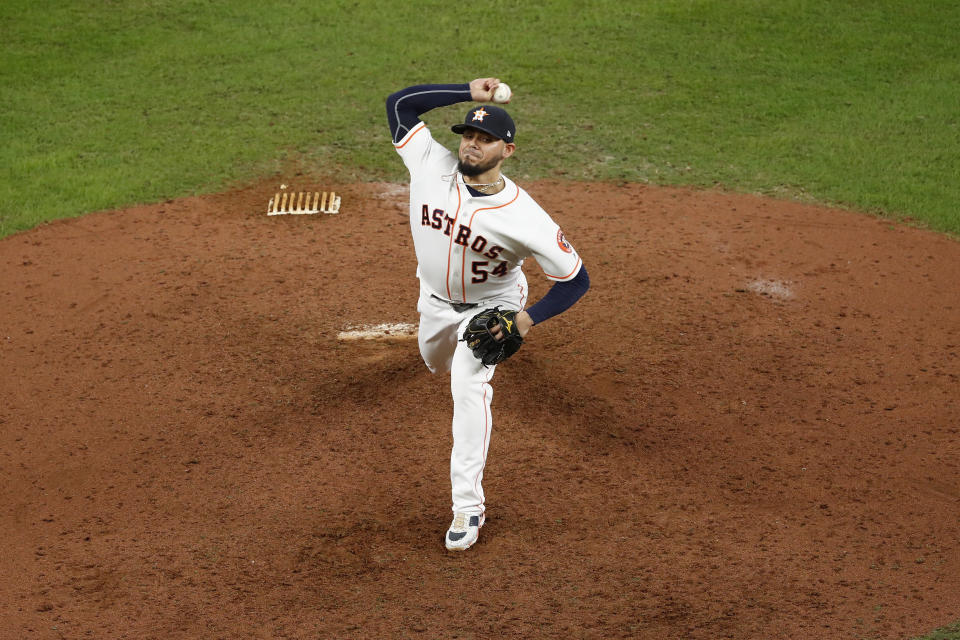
416, 281, 526, 517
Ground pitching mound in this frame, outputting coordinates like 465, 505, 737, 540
1, 179, 958, 639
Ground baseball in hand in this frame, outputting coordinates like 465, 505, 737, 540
492, 83, 512, 103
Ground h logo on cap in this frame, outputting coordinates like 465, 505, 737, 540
471, 108, 489, 122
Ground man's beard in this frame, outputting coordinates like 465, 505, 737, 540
458, 156, 499, 177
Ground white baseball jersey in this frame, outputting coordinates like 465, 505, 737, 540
394, 121, 582, 304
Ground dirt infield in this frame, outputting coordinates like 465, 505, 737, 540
2, 179, 958, 639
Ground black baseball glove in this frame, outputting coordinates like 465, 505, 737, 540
461, 306, 524, 366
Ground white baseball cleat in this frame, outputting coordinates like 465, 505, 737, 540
445, 512, 485, 551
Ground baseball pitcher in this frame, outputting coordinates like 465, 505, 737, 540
386, 77, 590, 550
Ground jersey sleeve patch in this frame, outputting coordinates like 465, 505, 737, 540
557, 229, 573, 254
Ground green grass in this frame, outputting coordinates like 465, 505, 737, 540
2, 0, 959, 237
915, 622, 960, 640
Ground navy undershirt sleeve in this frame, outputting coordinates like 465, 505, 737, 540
526, 266, 590, 325
387, 83, 472, 144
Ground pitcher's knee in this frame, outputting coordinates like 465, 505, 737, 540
425, 361, 450, 374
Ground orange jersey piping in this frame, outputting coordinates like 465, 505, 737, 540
459, 184, 521, 300
544, 256, 582, 281
445, 183, 463, 300
394, 121, 426, 149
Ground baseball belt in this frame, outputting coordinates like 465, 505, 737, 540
431, 294, 479, 313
